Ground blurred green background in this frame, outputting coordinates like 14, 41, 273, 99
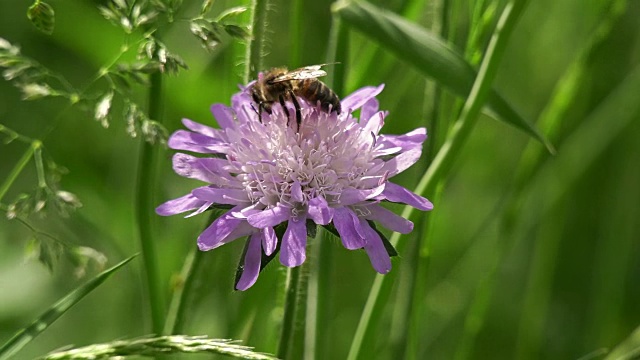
1, 0, 639, 359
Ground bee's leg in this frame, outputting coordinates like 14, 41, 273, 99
256, 103, 263, 123
288, 91, 302, 130
278, 95, 291, 126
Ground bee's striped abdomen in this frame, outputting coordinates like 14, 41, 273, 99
299, 79, 341, 114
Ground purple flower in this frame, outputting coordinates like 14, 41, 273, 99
157, 82, 433, 290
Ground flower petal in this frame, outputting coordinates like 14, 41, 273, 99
280, 216, 307, 267
381, 147, 423, 177
192, 187, 249, 205
168, 130, 228, 154
185, 200, 214, 218
378, 128, 427, 152
307, 196, 334, 225
341, 84, 385, 112
263, 226, 278, 256
382, 182, 434, 211
198, 208, 254, 250
360, 97, 380, 126
210, 104, 235, 129
291, 180, 303, 202
363, 204, 414, 234
333, 207, 366, 250
363, 111, 386, 137
172, 153, 235, 184
359, 218, 392, 274
182, 118, 221, 138
156, 193, 206, 216
235, 232, 263, 291
247, 205, 291, 228
339, 184, 385, 206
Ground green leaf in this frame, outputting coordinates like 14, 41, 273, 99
0, 255, 137, 360
27, 1, 55, 35
333, 0, 553, 152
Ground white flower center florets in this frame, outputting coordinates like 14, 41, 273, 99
226, 105, 380, 209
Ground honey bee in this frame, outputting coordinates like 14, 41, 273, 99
250, 64, 341, 128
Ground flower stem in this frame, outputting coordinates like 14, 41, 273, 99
347, 1, 530, 359
244, 0, 270, 82
289, 0, 303, 67
136, 70, 166, 335
325, 14, 349, 97
164, 246, 202, 334
277, 264, 305, 360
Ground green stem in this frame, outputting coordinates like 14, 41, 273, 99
0, 141, 38, 203
305, 227, 331, 360
164, 246, 203, 334
347, 1, 529, 359
325, 14, 349, 97
244, 0, 270, 82
454, 2, 629, 357
277, 265, 303, 360
289, 0, 303, 66
136, 71, 166, 335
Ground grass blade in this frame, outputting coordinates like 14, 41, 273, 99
39, 335, 279, 360
604, 324, 640, 360
333, 0, 554, 153
0, 255, 137, 360
346, 1, 531, 358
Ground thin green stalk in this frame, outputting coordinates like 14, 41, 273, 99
454, 2, 629, 357
514, 202, 566, 360
163, 210, 228, 335
306, 16, 349, 360
164, 246, 203, 334
325, 14, 349, 97
404, 183, 444, 360
244, 0, 270, 81
136, 71, 166, 335
391, 0, 447, 350
305, 228, 330, 360
277, 265, 303, 360
0, 140, 38, 203
289, 0, 303, 66
347, 1, 529, 359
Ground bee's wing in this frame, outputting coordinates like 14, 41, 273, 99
271, 65, 328, 82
